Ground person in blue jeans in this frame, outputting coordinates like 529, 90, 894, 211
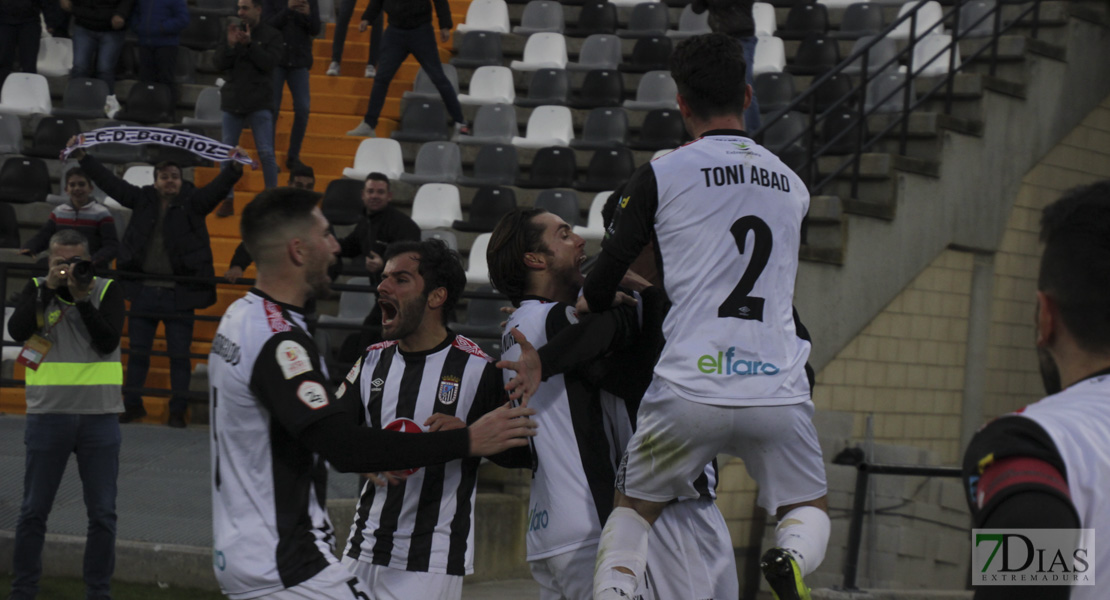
129, 0, 190, 107
346, 0, 469, 138
692, 0, 761, 132
327, 2, 381, 78
264, 0, 319, 172
64, 0, 134, 115
7, 229, 126, 600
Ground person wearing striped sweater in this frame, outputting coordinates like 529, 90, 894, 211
19, 168, 120, 267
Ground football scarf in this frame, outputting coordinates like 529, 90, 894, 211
61, 126, 256, 167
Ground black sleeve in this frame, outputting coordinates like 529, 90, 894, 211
360, 0, 382, 24
339, 219, 368, 259
194, 163, 243, 215
230, 242, 253, 270
75, 279, 125, 355
432, 0, 452, 29
534, 300, 642, 380
582, 164, 659, 313
470, 361, 531, 469
79, 155, 143, 209
91, 215, 120, 266
7, 280, 40, 343
300, 411, 470, 473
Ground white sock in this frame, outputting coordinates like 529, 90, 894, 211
594, 507, 651, 598
774, 505, 830, 576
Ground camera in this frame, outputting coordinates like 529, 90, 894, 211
58, 257, 95, 288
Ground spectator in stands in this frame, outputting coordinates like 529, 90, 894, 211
18, 168, 120, 267
65, 136, 244, 428
326, 4, 381, 78
224, 164, 316, 282
264, 0, 319, 173
0, 0, 42, 85
63, 0, 134, 117
692, 0, 760, 131
345, 0, 470, 138
7, 229, 126, 600
129, 0, 189, 106
214, 0, 284, 217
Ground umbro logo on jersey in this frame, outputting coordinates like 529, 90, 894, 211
438, 376, 460, 406
371, 378, 384, 392
697, 347, 780, 376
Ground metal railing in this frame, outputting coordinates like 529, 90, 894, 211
752, 0, 1045, 200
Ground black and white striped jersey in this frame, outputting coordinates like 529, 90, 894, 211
342, 334, 508, 576
207, 290, 348, 599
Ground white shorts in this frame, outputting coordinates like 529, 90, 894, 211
530, 545, 597, 600
619, 379, 827, 512
640, 498, 739, 600
252, 563, 372, 600
342, 559, 463, 600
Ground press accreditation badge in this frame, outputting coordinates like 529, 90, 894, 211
16, 334, 53, 371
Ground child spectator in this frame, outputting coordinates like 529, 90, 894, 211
19, 168, 120, 267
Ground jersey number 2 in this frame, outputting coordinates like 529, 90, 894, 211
717, 216, 772, 321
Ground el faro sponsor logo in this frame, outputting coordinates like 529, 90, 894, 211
697, 346, 780, 376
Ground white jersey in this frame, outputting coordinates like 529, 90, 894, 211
342, 334, 509, 576
586, 131, 814, 407
208, 290, 346, 599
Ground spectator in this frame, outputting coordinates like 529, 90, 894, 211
129, 0, 189, 106
338, 172, 421, 281
7, 229, 126, 600
326, 4, 381, 78
0, 0, 42, 85
63, 0, 134, 117
692, 0, 760, 131
264, 0, 319, 173
224, 164, 316, 282
66, 136, 244, 428
214, 0, 284, 217
19, 167, 120, 267
345, 0, 469, 138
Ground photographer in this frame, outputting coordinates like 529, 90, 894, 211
7, 229, 125, 600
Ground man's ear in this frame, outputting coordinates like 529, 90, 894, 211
427, 286, 448, 311
287, 237, 306, 267
524, 252, 546, 270
676, 92, 693, 120
1035, 291, 1057, 347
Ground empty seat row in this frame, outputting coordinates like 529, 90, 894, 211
459, 0, 708, 39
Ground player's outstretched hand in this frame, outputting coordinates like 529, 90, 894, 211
66, 136, 86, 160
425, 413, 465, 432
364, 471, 407, 486
467, 402, 537, 457
495, 328, 541, 404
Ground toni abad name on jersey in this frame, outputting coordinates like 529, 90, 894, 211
699, 164, 792, 192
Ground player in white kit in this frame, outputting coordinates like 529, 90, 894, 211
962, 181, 1110, 600
207, 188, 535, 600
580, 34, 829, 600
489, 208, 738, 600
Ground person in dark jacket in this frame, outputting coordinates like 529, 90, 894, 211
0, 0, 42, 85
19, 167, 120, 267
129, 0, 189, 105
345, 0, 468, 138
66, 136, 244, 428
214, 0, 284, 217
264, 0, 319, 172
63, 0, 134, 110
692, 0, 760, 131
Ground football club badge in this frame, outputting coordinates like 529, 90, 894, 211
437, 375, 460, 406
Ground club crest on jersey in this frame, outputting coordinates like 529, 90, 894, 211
297, 381, 328, 409
276, 340, 312, 379
437, 375, 461, 406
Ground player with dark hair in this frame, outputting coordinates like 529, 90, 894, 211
581, 33, 828, 600
225, 164, 320, 283
207, 189, 536, 599
962, 181, 1110, 600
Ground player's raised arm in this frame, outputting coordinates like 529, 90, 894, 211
582, 166, 659, 313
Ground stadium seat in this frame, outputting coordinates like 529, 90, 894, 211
610, 0, 657, 7
821, 107, 868, 155
147, 124, 213, 168
511, 105, 574, 148
818, 0, 858, 8
752, 35, 786, 76
402, 65, 460, 103
453, 186, 517, 232
959, 0, 997, 38
458, 104, 519, 145
617, 2, 670, 38
194, 0, 236, 15
24, 117, 82, 159
575, 147, 635, 192
400, 141, 463, 185
516, 146, 577, 188
514, 68, 569, 107
36, 36, 73, 77
831, 3, 884, 40
410, 184, 463, 229
760, 111, 808, 155
421, 229, 459, 251
451, 285, 512, 339
753, 2, 777, 36
569, 69, 624, 109
53, 78, 109, 119
457, 0, 511, 34
534, 189, 580, 226
571, 107, 629, 150
566, 1, 618, 36
514, 0, 565, 35
890, 1, 944, 40
778, 2, 828, 40
174, 47, 198, 84
458, 144, 520, 187
182, 86, 222, 128
0, 114, 21, 154
572, 191, 611, 240
123, 165, 154, 188
0, 73, 52, 116
342, 138, 405, 180
391, 100, 450, 143
321, 179, 365, 225
786, 33, 840, 75
87, 120, 146, 164
458, 66, 515, 105
667, 4, 711, 39
0, 208, 18, 249
180, 14, 221, 51
451, 31, 504, 69
841, 36, 898, 78
911, 34, 960, 77
623, 70, 679, 110
510, 32, 568, 71
754, 72, 796, 114
619, 35, 672, 74
809, 72, 856, 113
567, 34, 622, 71
315, 276, 372, 364
115, 82, 174, 124
628, 108, 685, 150
0, 157, 52, 204
464, 234, 492, 285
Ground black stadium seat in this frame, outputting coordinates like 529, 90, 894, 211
0, 157, 52, 205
515, 69, 569, 107
453, 186, 517, 232
115, 82, 175, 124
575, 147, 635, 192
628, 108, 686, 151
458, 144, 520, 187
516, 146, 576, 189
569, 69, 624, 109
451, 31, 504, 69
566, 1, 617, 36
180, 14, 221, 51
321, 179, 365, 226
390, 100, 450, 143
24, 117, 82, 159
